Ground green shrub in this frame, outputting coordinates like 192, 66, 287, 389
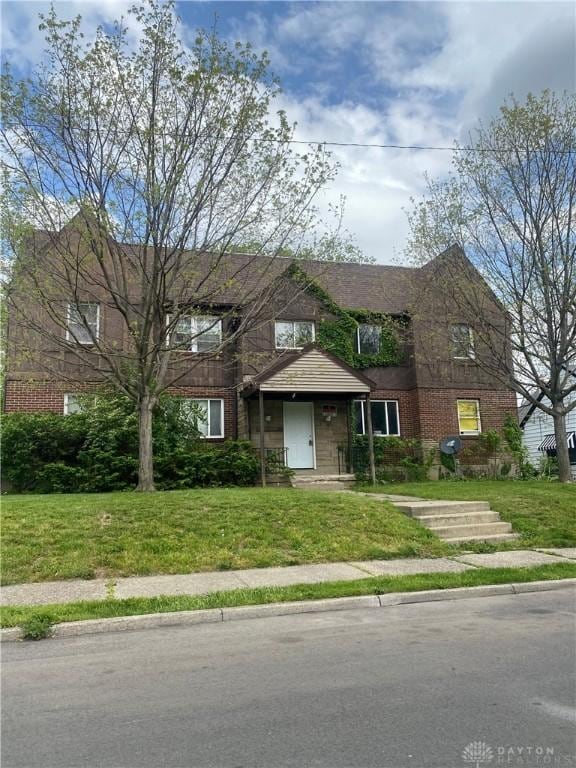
155, 441, 259, 488
440, 451, 456, 474
21, 612, 55, 640
353, 435, 431, 482
2, 394, 258, 492
1, 412, 86, 491
35, 462, 87, 494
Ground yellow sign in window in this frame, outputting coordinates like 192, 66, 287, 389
457, 400, 481, 434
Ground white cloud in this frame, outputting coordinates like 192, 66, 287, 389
3, 0, 574, 263
234, 1, 575, 263
1, 0, 141, 70
277, 92, 455, 263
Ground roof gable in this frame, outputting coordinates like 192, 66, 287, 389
245, 344, 374, 394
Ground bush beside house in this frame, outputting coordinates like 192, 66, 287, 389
2, 396, 259, 493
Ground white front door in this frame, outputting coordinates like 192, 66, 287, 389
283, 402, 315, 469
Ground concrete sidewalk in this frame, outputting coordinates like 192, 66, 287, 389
2, 548, 575, 607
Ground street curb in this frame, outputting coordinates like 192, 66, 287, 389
2, 578, 575, 643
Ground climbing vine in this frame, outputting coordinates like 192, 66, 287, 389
286, 264, 403, 369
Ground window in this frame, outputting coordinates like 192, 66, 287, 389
457, 399, 481, 435
275, 320, 315, 349
354, 400, 400, 436
450, 324, 475, 359
183, 398, 224, 438
356, 324, 381, 355
63, 394, 82, 415
66, 303, 99, 344
173, 316, 222, 352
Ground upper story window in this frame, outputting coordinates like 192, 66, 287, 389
174, 315, 222, 353
356, 324, 381, 355
66, 302, 99, 345
354, 400, 400, 436
450, 323, 475, 359
457, 399, 481, 435
275, 320, 315, 350
182, 398, 224, 438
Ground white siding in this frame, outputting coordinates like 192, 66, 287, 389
522, 391, 576, 475
260, 348, 370, 393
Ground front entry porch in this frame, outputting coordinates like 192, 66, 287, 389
239, 344, 378, 486
245, 395, 353, 475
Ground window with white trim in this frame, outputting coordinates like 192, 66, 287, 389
356, 324, 381, 355
274, 320, 315, 349
457, 399, 481, 435
183, 398, 224, 438
450, 324, 475, 359
63, 394, 97, 414
63, 394, 82, 415
173, 316, 222, 352
66, 302, 99, 344
354, 400, 400, 436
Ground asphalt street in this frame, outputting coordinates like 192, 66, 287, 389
2, 590, 576, 768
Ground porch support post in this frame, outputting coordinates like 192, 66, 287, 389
366, 392, 376, 485
347, 398, 354, 474
258, 389, 266, 488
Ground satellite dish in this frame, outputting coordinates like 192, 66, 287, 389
440, 436, 463, 455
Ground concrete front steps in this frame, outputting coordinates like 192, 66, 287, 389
392, 499, 518, 544
291, 474, 356, 491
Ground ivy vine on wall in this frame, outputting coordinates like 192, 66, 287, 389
286, 263, 403, 369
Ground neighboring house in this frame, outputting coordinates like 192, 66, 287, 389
4, 225, 518, 478
519, 375, 576, 478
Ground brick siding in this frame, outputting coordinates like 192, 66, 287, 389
370, 388, 420, 438
4, 381, 238, 440
416, 387, 518, 441
4, 380, 517, 447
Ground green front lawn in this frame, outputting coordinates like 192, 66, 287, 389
357, 480, 576, 548
1, 488, 450, 585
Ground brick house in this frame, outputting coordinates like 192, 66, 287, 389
4, 225, 518, 480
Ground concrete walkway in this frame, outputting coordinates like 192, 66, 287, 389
2, 548, 575, 607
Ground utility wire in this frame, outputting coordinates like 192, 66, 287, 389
3, 121, 576, 154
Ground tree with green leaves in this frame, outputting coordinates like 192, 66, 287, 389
405, 91, 576, 482
1, 1, 359, 490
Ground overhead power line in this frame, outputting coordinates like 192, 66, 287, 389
258, 138, 486, 152
4, 121, 576, 154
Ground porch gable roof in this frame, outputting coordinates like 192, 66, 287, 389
241, 344, 374, 396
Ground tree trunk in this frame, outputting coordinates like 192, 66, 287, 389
136, 394, 156, 491
552, 410, 571, 483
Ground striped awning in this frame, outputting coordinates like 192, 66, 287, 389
538, 432, 576, 451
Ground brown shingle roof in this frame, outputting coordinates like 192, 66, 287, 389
29, 224, 422, 314
304, 261, 415, 314
112, 245, 418, 313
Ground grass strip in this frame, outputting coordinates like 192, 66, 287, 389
2, 562, 575, 631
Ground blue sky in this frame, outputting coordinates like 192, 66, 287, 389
2, 0, 575, 262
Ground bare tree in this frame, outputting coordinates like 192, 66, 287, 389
405, 91, 576, 481
1, 1, 357, 490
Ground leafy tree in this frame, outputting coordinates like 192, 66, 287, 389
1, 0, 355, 490
405, 91, 576, 482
